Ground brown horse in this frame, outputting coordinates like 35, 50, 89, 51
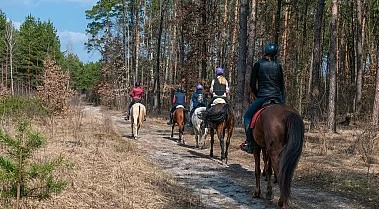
203, 102, 235, 164
171, 105, 186, 144
250, 104, 304, 209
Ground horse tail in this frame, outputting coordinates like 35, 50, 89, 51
278, 112, 304, 200
138, 105, 141, 124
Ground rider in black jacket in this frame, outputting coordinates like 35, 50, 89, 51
241, 43, 285, 153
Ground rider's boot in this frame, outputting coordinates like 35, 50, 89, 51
124, 111, 129, 120
187, 120, 193, 127
167, 113, 173, 125
241, 124, 254, 154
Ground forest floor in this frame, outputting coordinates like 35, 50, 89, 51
3, 104, 377, 209
98, 105, 378, 208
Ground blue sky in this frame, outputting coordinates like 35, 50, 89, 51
1, 0, 101, 63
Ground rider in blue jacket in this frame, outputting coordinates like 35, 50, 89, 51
187, 84, 206, 127
167, 87, 187, 125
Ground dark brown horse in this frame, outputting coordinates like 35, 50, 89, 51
203, 102, 235, 164
250, 104, 304, 209
171, 106, 186, 144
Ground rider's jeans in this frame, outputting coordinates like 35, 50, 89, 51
243, 97, 265, 127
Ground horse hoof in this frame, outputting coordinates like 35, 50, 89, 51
266, 192, 273, 200
253, 191, 261, 198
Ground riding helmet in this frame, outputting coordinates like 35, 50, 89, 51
215, 67, 224, 75
264, 43, 278, 55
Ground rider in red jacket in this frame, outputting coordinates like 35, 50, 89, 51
126, 82, 144, 120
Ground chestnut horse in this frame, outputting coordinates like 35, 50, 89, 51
170, 105, 186, 144
250, 104, 304, 209
202, 102, 235, 164
130, 103, 146, 139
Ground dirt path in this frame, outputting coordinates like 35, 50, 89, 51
90, 106, 367, 209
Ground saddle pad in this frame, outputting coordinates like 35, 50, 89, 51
211, 98, 226, 106
176, 105, 184, 109
250, 105, 272, 129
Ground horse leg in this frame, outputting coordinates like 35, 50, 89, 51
225, 127, 232, 164
265, 155, 273, 200
217, 129, 225, 162
253, 146, 262, 198
217, 131, 225, 161
201, 128, 207, 149
195, 131, 199, 148
131, 120, 135, 138
171, 124, 174, 139
269, 151, 286, 208
278, 195, 290, 209
209, 128, 215, 158
180, 125, 185, 144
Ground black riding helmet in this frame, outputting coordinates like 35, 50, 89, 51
264, 43, 278, 55
177, 87, 183, 92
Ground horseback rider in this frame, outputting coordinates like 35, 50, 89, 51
187, 84, 207, 127
207, 67, 230, 109
126, 82, 144, 120
241, 43, 285, 153
167, 87, 187, 125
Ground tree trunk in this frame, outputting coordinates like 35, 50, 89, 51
236, 0, 248, 126
201, 0, 207, 80
5, 21, 15, 95
220, 0, 229, 71
229, 0, 239, 85
274, 0, 282, 44
373, 42, 379, 126
327, 0, 338, 132
245, 0, 257, 109
355, 0, 363, 117
309, 0, 325, 130
134, 0, 143, 83
154, 0, 165, 114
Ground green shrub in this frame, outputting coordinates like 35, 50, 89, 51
0, 121, 67, 204
0, 96, 49, 119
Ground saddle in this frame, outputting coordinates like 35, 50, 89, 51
211, 98, 226, 106
250, 97, 281, 129
176, 105, 185, 109
206, 103, 229, 123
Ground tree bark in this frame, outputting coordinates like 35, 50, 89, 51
372, 41, 379, 126
245, 0, 257, 109
274, 0, 282, 44
327, 0, 338, 132
201, 0, 207, 80
5, 21, 15, 95
355, 0, 363, 117
309, 0, 325, 130
236, 0, 248, 126
154, 0, 165, 113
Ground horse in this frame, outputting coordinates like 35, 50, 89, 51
130, 103, 146, 139
202, 99, 235, 164
249, 103, 304, 209
192, 106, 208, 149
171, 105, 186, 144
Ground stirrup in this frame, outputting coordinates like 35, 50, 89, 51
240, 142, 253, 154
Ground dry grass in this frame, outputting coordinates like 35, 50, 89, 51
2, 104, 378, 208
0, 105, 203, 209
181, 121, 379, 208
294, 124, 379, 208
